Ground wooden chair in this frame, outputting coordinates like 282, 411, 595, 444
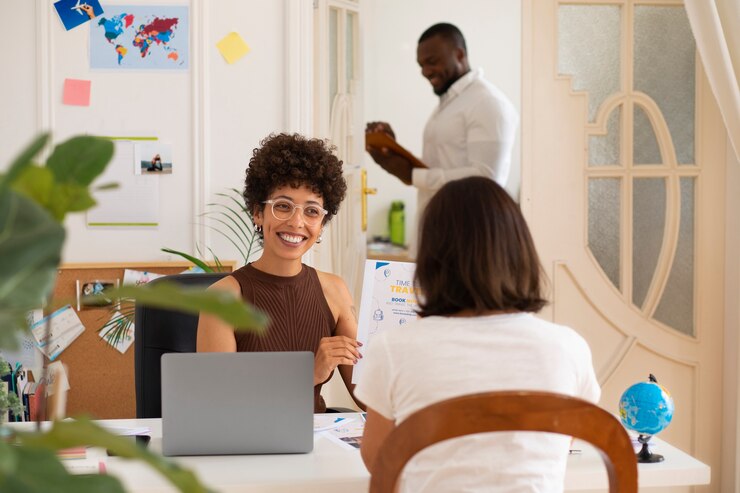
369, 391, 637, 493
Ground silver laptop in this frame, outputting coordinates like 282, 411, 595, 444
161, 351, 314, 456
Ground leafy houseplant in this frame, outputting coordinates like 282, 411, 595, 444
162, 187, 263, 272
99, 187, 263, 347
0, 134, 268, 492
0, 357, 24, 422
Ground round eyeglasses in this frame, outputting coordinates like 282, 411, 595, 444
262, 199, 328, 226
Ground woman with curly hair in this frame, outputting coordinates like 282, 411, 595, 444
197, 133, 363, 412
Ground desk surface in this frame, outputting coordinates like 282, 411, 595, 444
9, 415, 710, 492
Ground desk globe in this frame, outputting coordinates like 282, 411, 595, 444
618, 374, 674, 463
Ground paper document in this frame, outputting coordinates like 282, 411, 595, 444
87, 138, 160, 227
353, 260, 417, 383
314, 415, 355, 433
30, 305, 85, 360
320, 418, 365, 450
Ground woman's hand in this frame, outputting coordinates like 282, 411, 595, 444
314, 336, 362, 385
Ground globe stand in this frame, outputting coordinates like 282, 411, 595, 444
636, 434, 664, 463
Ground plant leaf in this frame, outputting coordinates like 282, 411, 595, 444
10, 166, 54, 211
0, 440, 125, 493
0, 133, 49, 190
0, 189, 64, 348
47, 136, 114, 186
161, 248, 214, 273
14, 418, 212, 493
99, 282, 268, 332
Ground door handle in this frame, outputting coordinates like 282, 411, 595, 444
361, 169, 376, 232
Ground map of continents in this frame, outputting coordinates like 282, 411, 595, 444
90, 6, 188, 70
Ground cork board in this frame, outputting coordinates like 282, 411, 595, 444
52, 261, 234, 419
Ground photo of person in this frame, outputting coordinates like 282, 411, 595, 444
136, 142, 173, 174
76, 279, 119, 310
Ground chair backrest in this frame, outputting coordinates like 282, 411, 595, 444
134, 272, 229, 418
369, 391, 637, 493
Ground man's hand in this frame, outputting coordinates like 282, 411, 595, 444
367, 148, 413, 185
365, 121, 395, 139
314, 336, 363, 386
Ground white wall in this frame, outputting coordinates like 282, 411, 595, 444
0, 0, 288, 264
363, 0, 521, 248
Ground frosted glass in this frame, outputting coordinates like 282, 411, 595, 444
654, 178, 695, 335
346, 12, 356, 93
634, 104, 662, 165
558, 5, 621, 122
589, 106, 621, 166
632, 178, 666, 308
634, 6, 695, 164
329, 8, 338, 108
588, 178, 621, 289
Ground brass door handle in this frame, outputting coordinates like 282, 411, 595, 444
361, 169, 376, 232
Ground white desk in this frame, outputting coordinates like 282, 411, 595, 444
9, 416, 710, 492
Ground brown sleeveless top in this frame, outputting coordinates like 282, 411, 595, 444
231, 263, 335, 412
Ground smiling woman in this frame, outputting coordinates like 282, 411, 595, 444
196, 133, 365, 413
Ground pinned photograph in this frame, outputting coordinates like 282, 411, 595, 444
54, 0, 104, 31
135, 141, 173, 174
76, 279, 119, 310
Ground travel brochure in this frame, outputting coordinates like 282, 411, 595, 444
353, 260, 417, 383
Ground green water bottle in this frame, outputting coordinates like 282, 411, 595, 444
389, 201, 405, 246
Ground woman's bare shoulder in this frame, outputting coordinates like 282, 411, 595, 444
315, 270, 351, 301
208, 274, 241, 294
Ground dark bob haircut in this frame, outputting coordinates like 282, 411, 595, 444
243, 133, 347, 223
415, 176, 547, 317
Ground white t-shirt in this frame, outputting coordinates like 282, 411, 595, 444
412, 68, 519, 218
355, 312, 600, 493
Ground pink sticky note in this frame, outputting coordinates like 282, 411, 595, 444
63, 79, 91, 106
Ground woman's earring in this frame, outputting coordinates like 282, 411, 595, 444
255, 225, 263, 236
316, 228, 324, 244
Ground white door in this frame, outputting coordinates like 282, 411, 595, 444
313, 0, 368, 304
524, 1, 726, 489
313, 0, 368, 410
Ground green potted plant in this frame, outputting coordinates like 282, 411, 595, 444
0, 134, 267, 492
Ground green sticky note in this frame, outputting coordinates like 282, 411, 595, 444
216, 32, 251, 64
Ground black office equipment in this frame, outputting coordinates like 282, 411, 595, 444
134, 272, 228, 418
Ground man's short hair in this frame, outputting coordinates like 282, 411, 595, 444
418, 23, 467, 54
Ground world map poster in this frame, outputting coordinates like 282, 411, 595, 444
90, 5, 189, 70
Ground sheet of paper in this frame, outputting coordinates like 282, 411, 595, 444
0, 310, 44, 370
46, 361, 72, 396
123, 269, 165, 285
98, 311, 134, 354
62, 79, 92, 106
86, 138, 160, 227
320, 419, 365, 450
216, 32, 251, 64
30, 305, 85, 361
353, 260, 417, 383
314, 415, 355, 433
100, 425, 151, 436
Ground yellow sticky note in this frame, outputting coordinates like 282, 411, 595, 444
216, 32, 250, 64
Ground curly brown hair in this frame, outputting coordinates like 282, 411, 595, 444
243, 133, 347, 224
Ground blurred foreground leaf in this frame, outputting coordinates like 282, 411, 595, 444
93, 282, 269, 333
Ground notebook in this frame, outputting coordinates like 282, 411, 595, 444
161, 351, 314, 456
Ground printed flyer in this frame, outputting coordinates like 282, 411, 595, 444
352, 260, 417, 383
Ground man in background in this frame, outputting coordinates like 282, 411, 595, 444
366, 22, 518, 241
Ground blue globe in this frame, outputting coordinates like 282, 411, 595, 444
619, 380, 674, 436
